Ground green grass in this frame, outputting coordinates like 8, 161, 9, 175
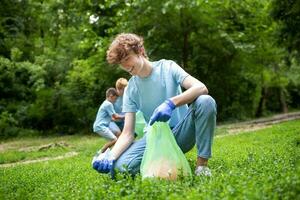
0, 120, 299, 199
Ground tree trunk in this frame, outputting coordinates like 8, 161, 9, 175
279, 87, 288, 113
255, 87, 268, 117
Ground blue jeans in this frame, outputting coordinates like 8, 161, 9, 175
114, 95, 217, 175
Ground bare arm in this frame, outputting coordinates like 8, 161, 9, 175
112, 113, 125, 121
170, 75, 208, 106
110, 112, 135, 159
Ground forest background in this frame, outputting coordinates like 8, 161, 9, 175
1, 0, 300, 138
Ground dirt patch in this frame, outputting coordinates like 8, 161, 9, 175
0, 141, 70, 153
0, 151, 78, 168
0, 142, 20, 152
0, 145, 10, 152
19, 141, 70, 152
217, 111, 300, 137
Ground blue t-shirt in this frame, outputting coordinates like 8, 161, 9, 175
122, 59, 189, 128
114, 95, 123, 114
93, 100, 116, 132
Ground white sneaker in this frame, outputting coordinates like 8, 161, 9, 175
195, 166, 212, 176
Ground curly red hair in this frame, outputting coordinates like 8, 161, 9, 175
106, 33, 148, 64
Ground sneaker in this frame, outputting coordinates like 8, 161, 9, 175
195, 166, 212, 176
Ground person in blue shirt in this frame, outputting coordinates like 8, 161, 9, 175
93, 33, 217, 177
93, 88, 125, 153
113, 78, 128, 131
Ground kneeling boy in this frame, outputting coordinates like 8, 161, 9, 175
93, 88, 125, 152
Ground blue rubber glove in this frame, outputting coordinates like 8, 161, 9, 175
93, 159, 115, 173
149, 99, 176, 126
92, 149, 115, 174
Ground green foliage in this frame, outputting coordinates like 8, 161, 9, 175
0, 111, 40, 139
0, 0, 300, 137
0, 120, 299, 199
10, 47, 23, 62
0, 57, 45, 101
0, 111, 19, 138
271, 0, 300, 55
0, 56, 47, 137
270, 0, 300, 109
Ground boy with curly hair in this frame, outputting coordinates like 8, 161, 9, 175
93, 33, 217, 177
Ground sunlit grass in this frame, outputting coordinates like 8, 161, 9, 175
0, 120, 299, 199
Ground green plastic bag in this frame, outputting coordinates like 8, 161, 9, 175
135, 111, 146, 138
140, 122, 192, 180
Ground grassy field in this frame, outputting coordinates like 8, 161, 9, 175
0, 120, 299, 199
